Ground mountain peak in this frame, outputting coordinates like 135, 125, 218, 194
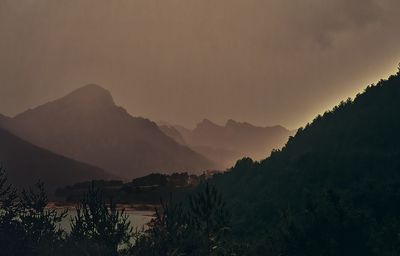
197, 119, 219, 129
63, 84, 115, 107
226, 119, 239, 127
200, 118, 217, 125
226, 119, 256, 129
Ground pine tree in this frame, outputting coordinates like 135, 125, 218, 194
70, 183, 132, 255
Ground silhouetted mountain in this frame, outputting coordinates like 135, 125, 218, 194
210, 71, 400, 253
192, 119, 291, 156
162, 119, 292, 168
158, 125, 187, 145
190, 145, 242, 169
0, 127, 114, 194
173, 125, 193, 141
3, 84, 215, 179
0, 114, 9, 124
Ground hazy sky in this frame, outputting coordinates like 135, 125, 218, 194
0, 0, 399, 129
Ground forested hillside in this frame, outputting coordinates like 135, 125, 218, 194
211, 71, 400, 255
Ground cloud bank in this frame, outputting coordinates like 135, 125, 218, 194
0, 0, 399, 128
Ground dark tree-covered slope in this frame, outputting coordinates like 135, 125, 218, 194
0, 127, 114, 194
211, 71, 400, 249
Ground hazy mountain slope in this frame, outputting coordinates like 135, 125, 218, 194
4, 84, 215, 179
173, 125, 194, 143
190, 145, 242, 169
211, 72, 400, 241
0, 114, 9, 124
162, 119, 293, 168
0, 127, 114, 194
158, 125, 187, 145
192, 119, 291, 158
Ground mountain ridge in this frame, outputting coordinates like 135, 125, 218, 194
0, 126, 115, 195
3, 84, 216, 179
161, 119, 293, 168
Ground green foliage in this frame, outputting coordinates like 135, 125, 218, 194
0, 169, 136, 256
265, 190, 372, 256
130, 197, 193, 255
18, 182, 67, 255
0, 168, 67, 256
130, 183, 241, 256
189, 183, 231, 255
0, 166, 239, 255
0, 167, 21, 255
69, 183, 132, 255
210, 69, 400, 254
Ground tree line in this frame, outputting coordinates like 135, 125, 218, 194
208, 68, 400, 255
0, 167, 244, 256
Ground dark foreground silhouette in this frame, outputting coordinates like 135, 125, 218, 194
0, 168, 241, 256
209, 66, 400, 255
55, 172, 209, 205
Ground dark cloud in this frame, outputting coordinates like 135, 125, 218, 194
0, 0, 399, 128
303, 0, 382, 47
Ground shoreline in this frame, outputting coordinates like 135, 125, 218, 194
47, 202, 158, 215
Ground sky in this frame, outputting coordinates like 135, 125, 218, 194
0, 0, 399, 129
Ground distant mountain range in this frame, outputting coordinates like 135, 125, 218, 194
0, 127, 113, 194
2, 84, 215, 180
0, 83, 292, 189
159, 119, 293, 168
158, 125, 187, 146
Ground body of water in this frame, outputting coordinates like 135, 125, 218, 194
53, 207, 155, 232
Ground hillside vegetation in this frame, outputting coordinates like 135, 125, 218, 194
210, 70, 400, 255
